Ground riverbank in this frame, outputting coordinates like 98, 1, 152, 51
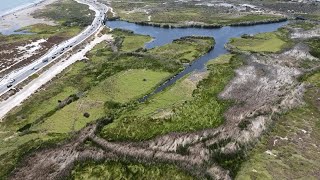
0, 0, 57, 35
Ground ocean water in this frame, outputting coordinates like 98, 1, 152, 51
0, 0, 40, 16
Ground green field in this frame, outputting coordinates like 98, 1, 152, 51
148, 36, 214, 63
34, 69, 170, 134
112, 29, 153, 52
101, 54, 242, 141
207, 54, 234, 66
134, 75, 198, 118
228, 30, 290, 53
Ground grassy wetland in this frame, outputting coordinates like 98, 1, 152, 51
1, 0, 320, 179
227, 28, 292, 53
0, 26, 214, 178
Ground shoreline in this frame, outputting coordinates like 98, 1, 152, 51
0, 0, 57, 35
0, 0, 46, 18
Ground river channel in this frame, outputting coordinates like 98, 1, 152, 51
105, 20, 288, 101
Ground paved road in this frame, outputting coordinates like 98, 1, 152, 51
0, 0, 108, 96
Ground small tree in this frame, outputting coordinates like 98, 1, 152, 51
83, 112, 90, 118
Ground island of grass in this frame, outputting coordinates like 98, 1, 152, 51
148, 36, 214, 63
112, 29, 153, 52
227, 28, 292, 53
0, 30, 214, 178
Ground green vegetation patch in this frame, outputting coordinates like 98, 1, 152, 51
207, 54, 234, 66
228, 30, 290, 53
307, 38, 320, 59
289, 21, 317, 30
112, 29, 152, 52
34, 69, 170, 134
148, 36, 214, 63
33, 0, 94, 27
101, 54, 243, 141
71, 161, 194, 180
134, 74, 199, 118
1, 23, 82, 45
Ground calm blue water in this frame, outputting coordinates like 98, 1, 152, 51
0, 0, 40, 16
106, 20, 288, 101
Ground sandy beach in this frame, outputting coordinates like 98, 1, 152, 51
0, 0, 57, 35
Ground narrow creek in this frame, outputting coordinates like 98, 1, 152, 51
105, 20, 288, 101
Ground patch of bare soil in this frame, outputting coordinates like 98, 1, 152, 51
291, 26, 320, 39
9, 27, 320, 179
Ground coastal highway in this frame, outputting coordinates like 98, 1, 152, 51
0, 0, 108, 96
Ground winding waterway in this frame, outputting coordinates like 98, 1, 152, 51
105, 20, 288, 101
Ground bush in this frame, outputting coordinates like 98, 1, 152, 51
83, 112, 90, 118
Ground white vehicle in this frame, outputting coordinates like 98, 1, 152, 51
9, 79, 15, 83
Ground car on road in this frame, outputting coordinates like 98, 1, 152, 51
7, 84, 12, 88
9, 79, 15, 83
42, 58, 49, 63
